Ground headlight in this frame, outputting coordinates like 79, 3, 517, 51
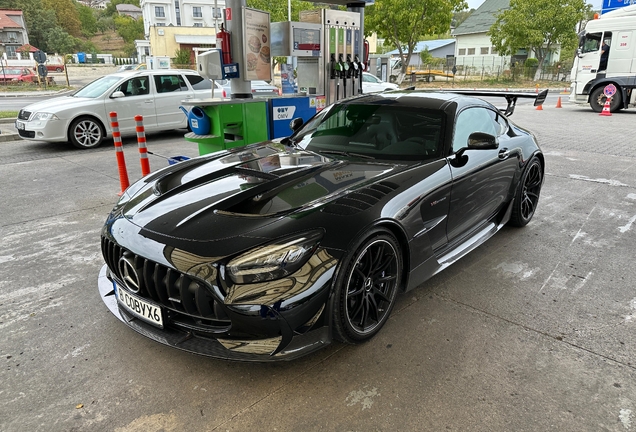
32, 112, 59, 121
227, 230, 323, 284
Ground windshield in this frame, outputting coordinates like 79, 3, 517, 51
293, 103, 444, 161
1, 69, 24, 75
73, 75, 123, 98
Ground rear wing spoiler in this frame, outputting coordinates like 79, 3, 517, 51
439, 89, 549, 116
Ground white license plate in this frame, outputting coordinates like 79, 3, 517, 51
16, 121, 25, 130
116, 284, 164, 328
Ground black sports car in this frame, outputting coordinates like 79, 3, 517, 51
98, 90, 547, 361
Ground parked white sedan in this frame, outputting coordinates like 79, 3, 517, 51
15, 69, 225, 149
361, 72, 399, 93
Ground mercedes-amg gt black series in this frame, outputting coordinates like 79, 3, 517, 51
98, 89, 547, 361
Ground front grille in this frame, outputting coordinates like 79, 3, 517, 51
322, 181, 399, 215
101, 236, 229, 327
18, 110, 31, 121
18, 129, 35, 138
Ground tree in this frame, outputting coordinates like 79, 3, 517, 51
43, 0, 82, 37
452, 9, 474, 28
366, 0, 466, 81
488, 0, 590, 80
77, 3, 98, 38
246, 0, 321, 22
114, 15, 144, 44
419, 48, 433, 65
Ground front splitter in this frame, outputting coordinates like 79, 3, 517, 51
97, 265, 330, 361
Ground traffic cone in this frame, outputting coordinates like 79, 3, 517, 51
600, 98, 612, 116
536, 104, 543, 111
556, 97, 562, 108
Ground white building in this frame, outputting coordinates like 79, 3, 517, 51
452, 0, 561, 74
140, 0, 225, 37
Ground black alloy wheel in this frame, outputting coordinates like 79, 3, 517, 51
69, 117, 104, 149
590, 86, 622, 113
333, 229, 402, 343
509, 157, 543, 227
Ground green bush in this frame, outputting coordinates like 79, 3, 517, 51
524, 58, 539, 68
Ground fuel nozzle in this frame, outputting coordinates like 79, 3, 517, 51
346, 54, 355, 78
330, 53, 338, 79
353, 55, 362, 78
338, 54, 347, 79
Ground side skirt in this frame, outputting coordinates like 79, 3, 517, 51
405, 199, 513, 291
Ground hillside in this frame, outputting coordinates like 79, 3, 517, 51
89, 30, 126, 55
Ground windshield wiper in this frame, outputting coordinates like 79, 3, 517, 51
317, 150, 376, 160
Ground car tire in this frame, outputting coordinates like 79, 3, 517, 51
509, 157, 543, 227
333, 228, 402, 344
56, 67, 63, 72
69, 117, 104, 149
590, 86, 622, 113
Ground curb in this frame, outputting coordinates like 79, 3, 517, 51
0, 131, 18, 142
0, 118, 18, 142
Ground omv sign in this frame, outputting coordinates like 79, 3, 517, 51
274, 106, 296, 121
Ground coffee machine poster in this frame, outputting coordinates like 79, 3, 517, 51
243, 7, 271, 81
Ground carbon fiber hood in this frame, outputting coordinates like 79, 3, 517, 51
115, 144, 402, 243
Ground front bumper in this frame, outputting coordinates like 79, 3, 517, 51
14, 118, 68, 142
98, 264, 334, 361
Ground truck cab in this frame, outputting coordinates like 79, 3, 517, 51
570, 5, 636, 112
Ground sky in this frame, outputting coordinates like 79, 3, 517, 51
466, 0, 603, 10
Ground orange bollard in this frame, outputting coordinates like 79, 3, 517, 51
109, 112, 130, 195
536, 104, 543, 111
556, 97, 562, 108
135, 115, 150, 176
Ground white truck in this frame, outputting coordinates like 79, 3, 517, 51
570, 5, 636, 112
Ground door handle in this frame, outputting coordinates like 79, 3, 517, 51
498, 148, 510, 159
145, 100, 154, 104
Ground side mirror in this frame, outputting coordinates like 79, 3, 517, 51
289, 117, 304, 133
467, 132, 498, 150
111, 91, 125, 98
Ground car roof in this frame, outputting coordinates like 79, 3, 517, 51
110, 69, 199, 78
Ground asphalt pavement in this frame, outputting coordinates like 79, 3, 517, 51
1, 99, 636, 431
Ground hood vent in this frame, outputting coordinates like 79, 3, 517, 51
322, 181, 398, 216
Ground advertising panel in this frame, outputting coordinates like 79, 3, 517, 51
243, 7, 271, 81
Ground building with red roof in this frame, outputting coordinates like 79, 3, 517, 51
0, 9, 29, 60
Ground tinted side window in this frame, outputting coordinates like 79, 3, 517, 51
154, 74, 188, 93
116, 76, 149, 97
185, 75, 212, 90
453, 107, 498, 152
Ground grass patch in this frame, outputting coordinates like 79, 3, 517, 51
0, 111, 18, 119
0, 84, 71, 93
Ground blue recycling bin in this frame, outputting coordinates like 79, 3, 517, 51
268, 96, 318, 139
77, 52, 86, 63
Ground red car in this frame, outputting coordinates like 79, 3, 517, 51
0, 67, 37, 83
46, 63, 65, 72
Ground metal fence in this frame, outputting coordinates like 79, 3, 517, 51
409, 60, 571, 83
